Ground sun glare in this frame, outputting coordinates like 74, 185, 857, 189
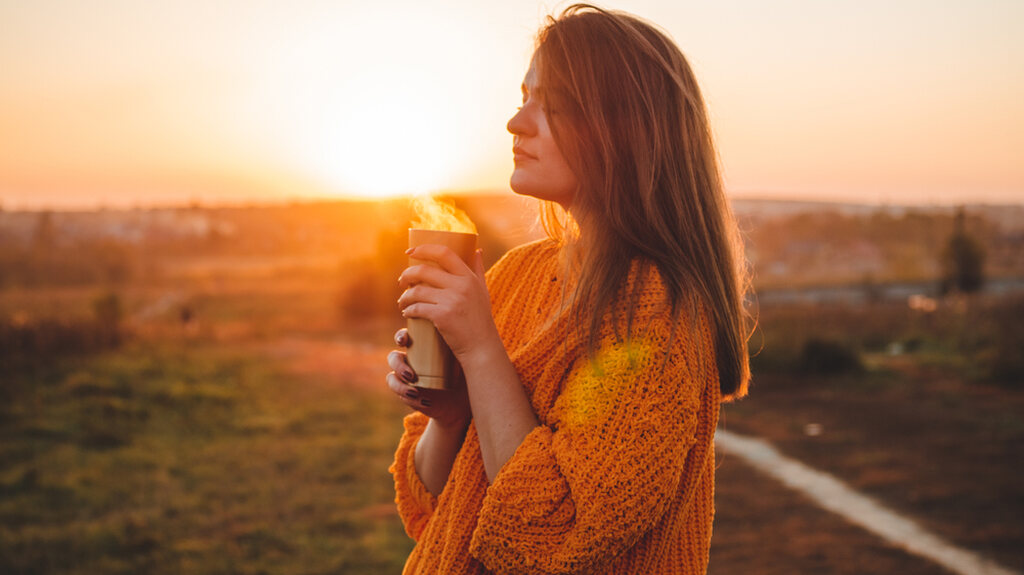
327, 73, 456, 199
264, 6, 481, 200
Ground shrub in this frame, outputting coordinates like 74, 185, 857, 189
92, 292, 123, 347
985, 297, 1024, 386
798, 337, 864, 375
335, 227, 407, 323
0, 299, 126, 364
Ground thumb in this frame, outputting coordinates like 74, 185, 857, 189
472, 248, 486, 277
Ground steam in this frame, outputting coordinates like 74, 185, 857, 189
411, 196, 477, 234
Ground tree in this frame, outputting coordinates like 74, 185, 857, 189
940, 207, 985, 295
32, 211, 57, 252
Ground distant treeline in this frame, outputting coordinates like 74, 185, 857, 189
750, 294, 1024, 386
0, 198, 525, 290
3, 199, 1022, 297
741, 205, 1023, 289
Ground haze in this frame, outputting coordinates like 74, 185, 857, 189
1, 0, 1022, 209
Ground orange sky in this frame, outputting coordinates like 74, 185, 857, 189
1, 0, 1022, 209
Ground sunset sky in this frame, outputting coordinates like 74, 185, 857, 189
1, 0, 1022, 209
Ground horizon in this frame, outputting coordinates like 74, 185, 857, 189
3, 188, 1023, 215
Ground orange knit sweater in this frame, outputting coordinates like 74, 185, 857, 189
390, 238, 721, 574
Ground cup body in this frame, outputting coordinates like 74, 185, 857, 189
406, 228, 478, 389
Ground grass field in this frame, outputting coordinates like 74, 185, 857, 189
0, 334, 413, 575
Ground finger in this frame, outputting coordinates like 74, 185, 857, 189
387, 372, 424, 406
386, 350, 417, 383
398, 264, 452, 290
387, 373, 439, 413
398, 284, 445, 310
407, 244, 471, 276
394, 328, 410, 347
472, 248, 485, 278
400, 302, 434, 321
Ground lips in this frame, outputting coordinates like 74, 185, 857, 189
513, 147, 537, 162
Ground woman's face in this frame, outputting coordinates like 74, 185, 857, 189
506, 56, 578, 208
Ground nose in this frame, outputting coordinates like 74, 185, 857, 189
507, 106, 534, 137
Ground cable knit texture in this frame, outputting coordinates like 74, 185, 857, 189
390, 238, 721, 574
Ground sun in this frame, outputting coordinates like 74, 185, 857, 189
237, 2, 509, 202
317, 71, 460, 199
269, 9, 482, 201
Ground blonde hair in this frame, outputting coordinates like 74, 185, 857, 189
536, 4, 751, 399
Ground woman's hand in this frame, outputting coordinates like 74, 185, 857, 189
397, 247, 540, 483
397, 245, 500, 362
386, 328, 471, 430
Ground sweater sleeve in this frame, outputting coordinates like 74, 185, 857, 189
469, 302, 713, 574
388, 412, 439, 540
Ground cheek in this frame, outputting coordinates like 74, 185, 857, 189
539, 128, 577, 184
547, 146, 578, 192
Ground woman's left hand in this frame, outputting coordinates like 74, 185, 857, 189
398, 245, 499, 361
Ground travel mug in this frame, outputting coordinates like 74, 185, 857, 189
405, 228, 478, 389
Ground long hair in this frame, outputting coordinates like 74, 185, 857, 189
535, 4, 751, 400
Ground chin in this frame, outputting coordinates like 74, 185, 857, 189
509, 172, 535, 198
510, 181, 546, 203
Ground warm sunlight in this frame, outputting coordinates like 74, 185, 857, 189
302, 71, 460, 199
260, 4, 491, 200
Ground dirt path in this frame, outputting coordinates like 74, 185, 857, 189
711, 454, 951, 574
723, 372, 1024, 571
716, 430, 1018, 575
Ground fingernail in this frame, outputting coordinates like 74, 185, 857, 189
401, 369, 417, 383
405, 248, 415, 255
405, 389, 419, 399
394, 332, 404, 346
421, 398, 432, 407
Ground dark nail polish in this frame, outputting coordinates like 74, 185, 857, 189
420, 398, 432, 407
401, 369, 417, 383
405, 389, 419, 399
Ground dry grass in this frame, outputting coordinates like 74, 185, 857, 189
0, 337, 413, 574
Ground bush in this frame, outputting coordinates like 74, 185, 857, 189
336, 262, 397, 322
0, 295, 127, 364
92, 292, 123, 347
798, 337, 864, 375
335, 228, 407, 323
985, 297, 1024, 386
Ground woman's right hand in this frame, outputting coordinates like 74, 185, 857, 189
386, 328, 472, 430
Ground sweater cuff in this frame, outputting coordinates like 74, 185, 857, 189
470, 425, 576, 570
389, 413, 438, 539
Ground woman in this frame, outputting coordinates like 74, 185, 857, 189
386, 4, 750, 573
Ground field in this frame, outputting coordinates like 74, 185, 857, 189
1, 280, 415, 574
2, 199, 1023, 573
